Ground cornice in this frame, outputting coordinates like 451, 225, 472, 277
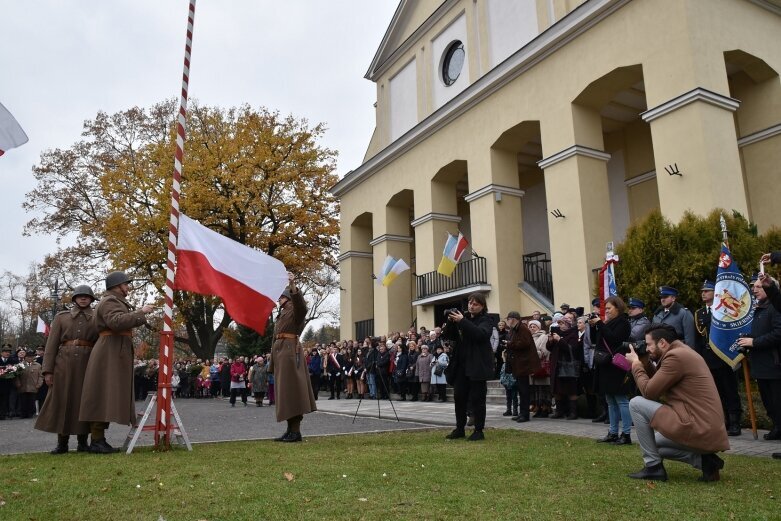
337, 251, 373, 262
410, 212, 462, 228
624, 170, 656, 188
412, 284, 492, 307
537, 145, 611, 170
331, 0, 631, 198
464, 184, 525, 203
640, 87, 740, 123
737, 122, 781, 148
369, 234, 415, 247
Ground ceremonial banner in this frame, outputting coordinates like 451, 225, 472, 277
437, 232, 469, 277
597, 251, 619, 316
0, 102, 29, 156
175, 213, 288, 334
36, 315, 49, 336
709, 242, 754, 368
381, 256, 410, 287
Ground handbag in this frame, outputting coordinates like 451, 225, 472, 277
602, 339, 631, 372
532, 358, 550, 378
593, 350, 611, 366
556, 345, 581, 378
433, 364, 444, 377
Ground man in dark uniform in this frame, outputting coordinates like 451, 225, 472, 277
693, 280, 742, 436
35, 285, 100, 453
0, 344, 19, 420
269, 272, 317, 442
79, 271, 153, 454
652, 286, 695, 346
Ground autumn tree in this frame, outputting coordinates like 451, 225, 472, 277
24, 100, 340, 359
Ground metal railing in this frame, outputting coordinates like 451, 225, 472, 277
415, 257, 488, 300
355, 318, 374, 340
523, 252, 553, 303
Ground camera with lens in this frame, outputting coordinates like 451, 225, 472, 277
588, 312, 600, 320
621, 339, 647, 355
444, 308, 460, 319
550, 325, 561, 335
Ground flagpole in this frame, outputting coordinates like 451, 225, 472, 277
155, 0, 196, 450
721, 214, 758, 440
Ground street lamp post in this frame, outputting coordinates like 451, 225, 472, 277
49, 279, 61, 322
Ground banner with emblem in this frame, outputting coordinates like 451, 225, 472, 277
709, 242, 754, 368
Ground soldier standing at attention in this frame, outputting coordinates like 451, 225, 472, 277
269, 272, 317, 442
652, 286, 695, 347
35, 285, 100, 453
79, 272, 153, 454
693, 280, 742, 437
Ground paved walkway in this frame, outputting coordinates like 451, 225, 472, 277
1, 396, 778, 458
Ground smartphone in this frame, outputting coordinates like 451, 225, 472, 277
760, 260, 765, 276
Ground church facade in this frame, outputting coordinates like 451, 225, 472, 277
332, 0, 781, 339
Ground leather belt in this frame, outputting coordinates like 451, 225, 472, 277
99, 330, 132, 337
276, 333, 298, 340
62, 340, 94, 347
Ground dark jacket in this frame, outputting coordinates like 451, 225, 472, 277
308, 353, 322, 376
652, 302, 695, 347
365, 347, 378, 372
506, 322, 541, 377
441, 310, 494, 381
546, 327, 580, 394
593, 314, 633, 395
748, 300, 781, 380
693, 306, 729, 371
393, 352, 410, 382
376, 350, 390, 374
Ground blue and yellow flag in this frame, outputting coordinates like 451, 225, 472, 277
709, 243, 754, 368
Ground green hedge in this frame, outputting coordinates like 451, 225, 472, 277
614, 209, 781, 312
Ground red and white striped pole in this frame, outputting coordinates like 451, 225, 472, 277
156, 0, 196, 450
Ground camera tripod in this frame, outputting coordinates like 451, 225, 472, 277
352, 365, 400, 423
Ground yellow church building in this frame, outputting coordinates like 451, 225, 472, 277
331, 0, 781, 340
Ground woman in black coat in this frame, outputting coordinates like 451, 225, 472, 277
441, 292, 495, 441
590, 296, 633, 445
546, 316, 582, 419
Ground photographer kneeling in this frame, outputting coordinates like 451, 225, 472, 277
626, 323, 730, 482
441, 292, 494, 441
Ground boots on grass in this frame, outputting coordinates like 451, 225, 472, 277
76, 434, 89, 452
50, 435, 69, 455
612, 433, 632, 445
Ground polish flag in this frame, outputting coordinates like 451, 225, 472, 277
0, 102, 29, 157
174, 213, 289, 334
36, 315, 50, 336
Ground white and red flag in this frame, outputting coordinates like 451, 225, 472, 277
174, 213, 289, 334
0, 102, 29, 156
36, 315, 49, 336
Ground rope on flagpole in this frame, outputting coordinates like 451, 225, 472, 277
155, 0, 196, 450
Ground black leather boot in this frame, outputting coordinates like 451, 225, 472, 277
566, 399, 578, 420
76, 434, 89, 452
699, 453, 724, 482
50, 435, 69, 455
628, 462, 667, 481
727, 413, 741, 437
612, 433, 632, 445
273, 430, 290, 442
597, 432, 619, 443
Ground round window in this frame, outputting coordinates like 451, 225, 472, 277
442, 41, 465, 86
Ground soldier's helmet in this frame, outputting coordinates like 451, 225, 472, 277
105, 271, 132, 290
71, 284, 96, 302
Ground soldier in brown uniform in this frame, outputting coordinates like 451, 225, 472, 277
79, 271, 153, 454
270, 272, 317, 442
35, 285, 100, 454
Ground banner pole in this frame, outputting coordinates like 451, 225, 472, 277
155, 0, 196, 450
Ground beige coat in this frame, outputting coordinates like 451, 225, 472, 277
270, 286, 316, 422
35, 307, 99, 435
632, 341, 730, 453
79, 289, 147, 426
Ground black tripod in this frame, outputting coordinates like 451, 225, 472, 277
352, 365, 399, 423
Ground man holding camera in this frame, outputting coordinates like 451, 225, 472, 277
441, 293, 494, 441
625, 323, 729, 482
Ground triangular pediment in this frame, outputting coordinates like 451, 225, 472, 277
366, 0, 448, 81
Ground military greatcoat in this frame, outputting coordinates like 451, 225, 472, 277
35, 306, 99, 435
270, 286, 317, 422
79, 288, 147, 426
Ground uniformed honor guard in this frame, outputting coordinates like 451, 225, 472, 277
78, 271, 153, 454
652, 286, 696, 347
694, 280, 742, 436
269, 272, 317, 442
35, 285, 100, 453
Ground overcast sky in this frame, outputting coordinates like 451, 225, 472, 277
0, 0, 397, 278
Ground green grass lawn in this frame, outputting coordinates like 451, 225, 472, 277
1, 429, 778, 521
